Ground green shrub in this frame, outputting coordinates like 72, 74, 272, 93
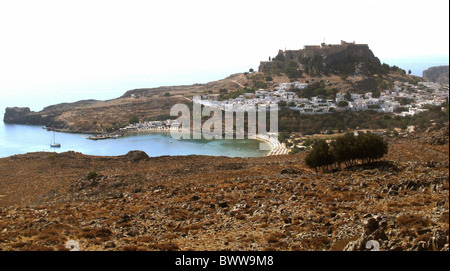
87, 172, 98, 180
305, 133, 388, 171
129, 115, 139, 124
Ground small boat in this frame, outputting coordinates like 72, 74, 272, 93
50, 131, 61, 148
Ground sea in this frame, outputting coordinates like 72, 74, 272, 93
0, 123, 269, 158
380, 56, 449, 77
0, 72, 270, 158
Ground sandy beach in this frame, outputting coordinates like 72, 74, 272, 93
115, 126, 289, 156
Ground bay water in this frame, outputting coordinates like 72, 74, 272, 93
0, 122, 269, 158
0, 73, 270, 158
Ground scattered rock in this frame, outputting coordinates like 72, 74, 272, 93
218, 202, 229, 208
104, 241, 116, 249
0, 132, 447, 251
364, 218, 379, 235
280, 168, 302, 175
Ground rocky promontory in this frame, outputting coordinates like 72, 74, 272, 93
4, 106, 73, 131
1, 74, 252, 133
4, 107, 34, 123
423, 65, 449, 84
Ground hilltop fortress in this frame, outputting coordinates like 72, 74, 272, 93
259, 40, 380, 74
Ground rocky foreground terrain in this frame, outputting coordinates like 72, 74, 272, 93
0, 127, 448, 251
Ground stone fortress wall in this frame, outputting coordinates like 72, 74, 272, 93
258, 40, 375, 72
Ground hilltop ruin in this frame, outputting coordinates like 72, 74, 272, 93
259, 40, 381, 75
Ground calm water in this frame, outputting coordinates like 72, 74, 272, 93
0, 71, 271, 158
0, 122, 269, 158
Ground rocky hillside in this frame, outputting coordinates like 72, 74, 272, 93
3, 40, 429, 134
0, 127, 448, 251
423, 65, 449, 84
2, 73, 251, 133
3, 68, 421, 134
0, 74, 304, 133
259, 41, 382, 76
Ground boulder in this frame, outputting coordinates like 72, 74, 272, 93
364, 218, 379, 235
124, 151, 150, 162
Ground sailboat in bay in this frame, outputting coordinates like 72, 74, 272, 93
50, 131, 61, 148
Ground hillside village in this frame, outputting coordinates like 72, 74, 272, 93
5, 40, 447, 140
118, 41, 447, 136
117, 78, 448, 141
114, 77, 448, 156
197, 80, 448, 117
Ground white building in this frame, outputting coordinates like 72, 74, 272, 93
279, 82, 308, 90
351, 94, 362, 100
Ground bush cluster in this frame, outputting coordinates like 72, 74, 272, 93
305, 132, 388, 172
278, 102, 448, 134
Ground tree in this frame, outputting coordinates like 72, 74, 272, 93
338, 100, 349, 107
305, 139, 335, 172
278, 101, 287, 107
307, 132, 390, 171
249, 68, 254, 73
129, 115, 139, 124
345, 92, 352, 101
356, 132, 388, 163
332, 133, 359, 167
408, 69, 412, 75
253, 80, 267, 89
330, 132, 388, 168
381, 63, 391, 74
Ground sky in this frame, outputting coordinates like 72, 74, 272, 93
0, 0, 449, 110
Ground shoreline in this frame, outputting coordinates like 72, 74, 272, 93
89, 126, 289, 156
121, 127, 290, 156
252, 134, 289, 156
39, 124, 289, 157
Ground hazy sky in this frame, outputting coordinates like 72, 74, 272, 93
0, 0, 449, 100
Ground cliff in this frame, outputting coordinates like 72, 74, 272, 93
4, 103, 100, 132
259, 40, 381, 75
3, 107, 32, 123
423, 65, 449, 84
3, 107, 62, 127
